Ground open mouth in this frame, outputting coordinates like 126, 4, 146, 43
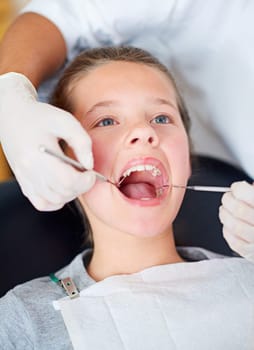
116, 163, 169, 201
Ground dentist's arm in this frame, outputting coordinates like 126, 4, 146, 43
219, 181, 254, 262
0, 12, 66, 86
0, 13, 96, 211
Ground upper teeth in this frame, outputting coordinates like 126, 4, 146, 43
122, 164, 161, 178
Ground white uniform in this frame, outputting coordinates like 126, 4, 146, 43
22, 0, 254, 177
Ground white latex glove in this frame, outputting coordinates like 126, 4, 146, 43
219, 181, 254, 262
0, 72, 96, 211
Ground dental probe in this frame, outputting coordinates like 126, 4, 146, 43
39, 145, 109, 183
171, 185, 231, 193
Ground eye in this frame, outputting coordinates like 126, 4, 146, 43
96, 117, 117, 127
151, 114, 171, 125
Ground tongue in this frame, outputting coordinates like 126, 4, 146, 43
120, 182, 156, 199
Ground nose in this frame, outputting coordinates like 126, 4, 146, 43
126, 122, 159, 148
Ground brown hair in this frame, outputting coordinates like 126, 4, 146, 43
51, 46, 190, 134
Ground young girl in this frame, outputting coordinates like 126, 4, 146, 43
0, 47, 253, 350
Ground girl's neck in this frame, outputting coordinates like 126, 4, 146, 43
86, 229, 184, 282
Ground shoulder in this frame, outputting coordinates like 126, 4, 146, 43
0, 251, 92, 348
0, 273, 61, 348
0, 271, 64, 346
0, 280, 71, 348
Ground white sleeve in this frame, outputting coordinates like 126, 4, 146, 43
20, 0, 176, 60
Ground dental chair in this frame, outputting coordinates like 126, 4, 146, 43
0, 156, 251, 297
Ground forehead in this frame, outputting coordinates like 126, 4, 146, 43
71, 61, 178, 110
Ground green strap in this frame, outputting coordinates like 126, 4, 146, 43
49, 273, 60, 284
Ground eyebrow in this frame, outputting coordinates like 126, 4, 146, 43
86, 97, 177, 115
149, 97, 178, 110
86, 100, 120, 114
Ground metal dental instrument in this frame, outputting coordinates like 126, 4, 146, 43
171, 185, 231, 193
39, 146, 231, 193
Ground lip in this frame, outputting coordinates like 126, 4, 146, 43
115, 157, 170, 207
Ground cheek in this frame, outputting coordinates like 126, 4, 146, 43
166, 132, 190, 181
91, 135, 116, 175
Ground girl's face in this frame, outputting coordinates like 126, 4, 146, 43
72, 61, 190, 237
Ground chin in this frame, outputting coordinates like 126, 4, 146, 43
115, 211, 174, 238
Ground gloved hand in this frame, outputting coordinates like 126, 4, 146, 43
219, 181, 254, 262
0, 72, 96, 211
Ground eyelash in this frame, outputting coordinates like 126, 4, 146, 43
151, 114, 171, 124
94, 114, 172, 128
95, 117, 118, 127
